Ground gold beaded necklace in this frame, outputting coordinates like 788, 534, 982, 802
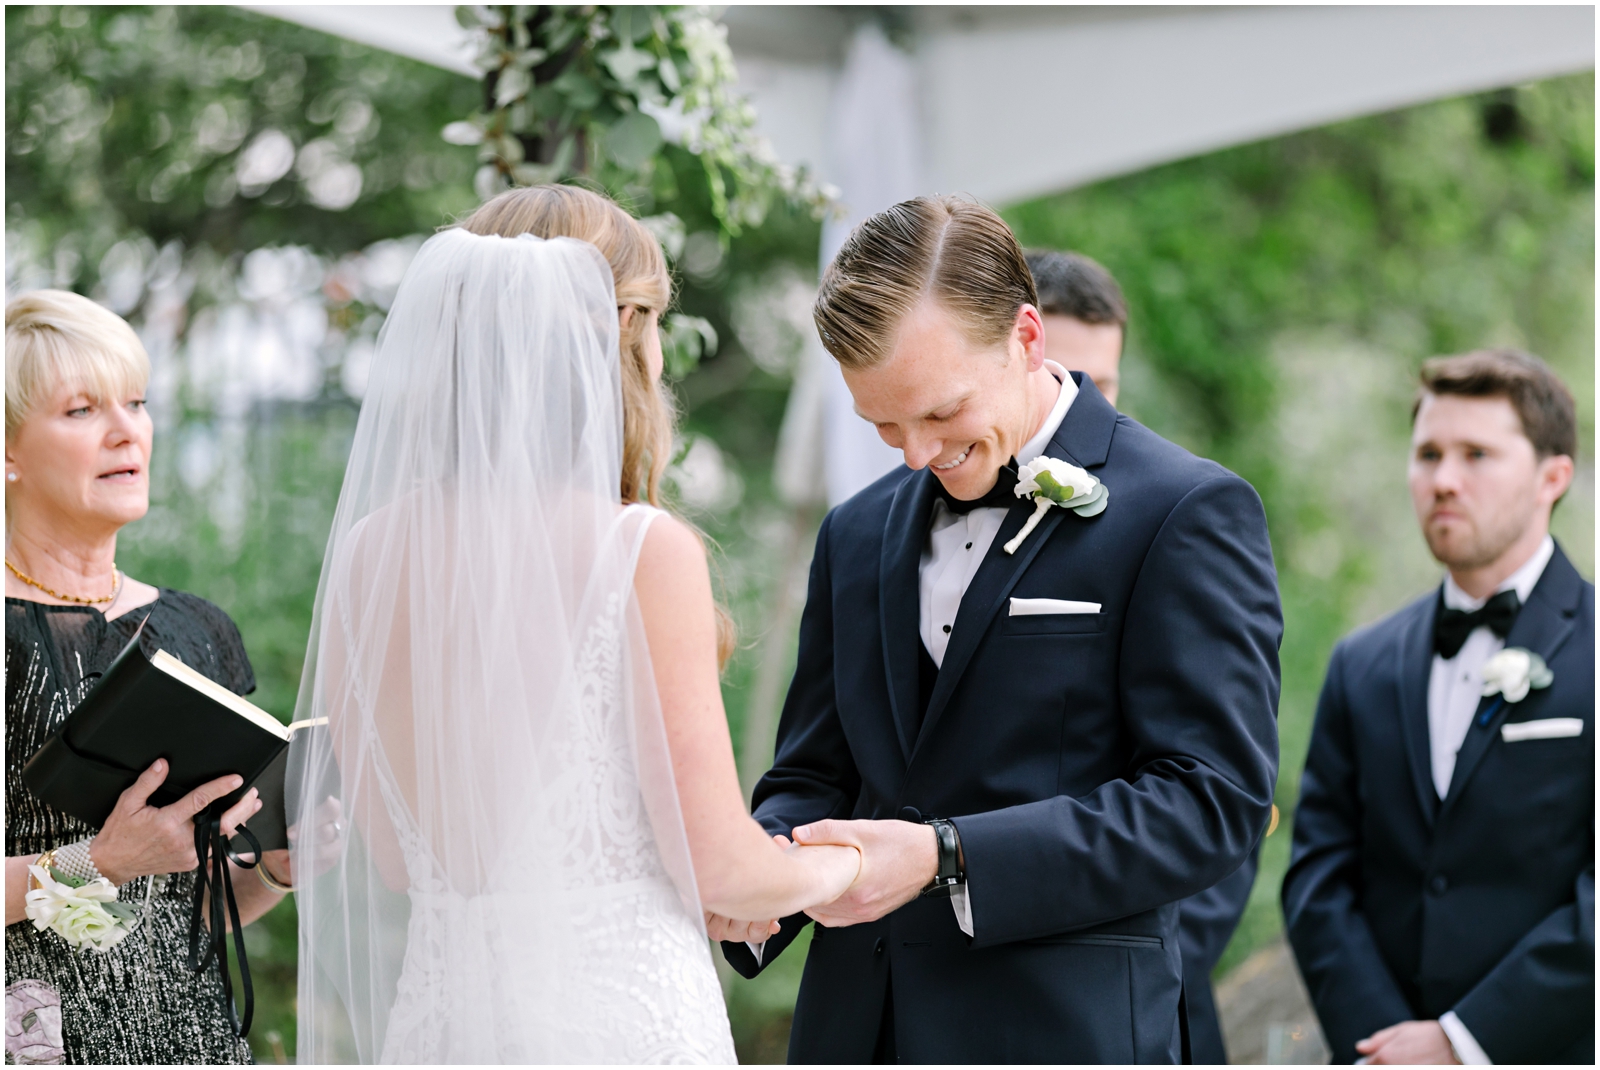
5, 558, 120, 605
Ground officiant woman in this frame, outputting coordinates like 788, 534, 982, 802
4, 290, 292, 1064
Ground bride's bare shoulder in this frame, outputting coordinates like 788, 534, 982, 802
634, 511, 712, 608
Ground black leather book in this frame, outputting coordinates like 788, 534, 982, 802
22, 622, 318, 850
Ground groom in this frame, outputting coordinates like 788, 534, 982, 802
715, 196, 1282, 1063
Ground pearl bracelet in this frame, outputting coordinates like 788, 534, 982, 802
51, 838, 103, 883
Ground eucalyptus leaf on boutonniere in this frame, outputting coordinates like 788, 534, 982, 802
1480, 647, 1553, 704
1002, 457, 1109, 555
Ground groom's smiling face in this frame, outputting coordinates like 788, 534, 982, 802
844, 298, 1053, 501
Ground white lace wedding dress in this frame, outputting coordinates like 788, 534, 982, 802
286, 230, 737, 1063
374, 507, 733, 1064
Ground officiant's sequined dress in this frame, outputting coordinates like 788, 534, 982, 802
6, 592, 257, 1064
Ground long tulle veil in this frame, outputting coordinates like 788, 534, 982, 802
286, 229, 727, 1063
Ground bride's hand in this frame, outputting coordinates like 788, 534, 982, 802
705, 913, 781, 943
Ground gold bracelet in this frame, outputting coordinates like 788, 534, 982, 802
256, 860, 294, 894
28, 849, 58, 890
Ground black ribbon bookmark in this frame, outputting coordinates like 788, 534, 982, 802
188, 803, 261, 1038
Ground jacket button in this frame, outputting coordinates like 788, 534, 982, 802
1428, 874, 1448, 896
874, 938, 886, 956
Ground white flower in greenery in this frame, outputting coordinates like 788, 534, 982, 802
25, 867, 133, 952
1480, 647, 1553, 704
1002, 457, 1109, 555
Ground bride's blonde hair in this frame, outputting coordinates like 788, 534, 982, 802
460, 185, 735, 665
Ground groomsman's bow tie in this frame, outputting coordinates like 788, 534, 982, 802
934, 458, 1020, 515
1434, 589, 1521, 659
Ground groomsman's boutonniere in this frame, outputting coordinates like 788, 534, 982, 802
1003, 457, 1108, 555
1480, 647, 1553, 704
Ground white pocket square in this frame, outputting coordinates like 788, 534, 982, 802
1501, 718, 1584, 743
1009, 597, 1102, 616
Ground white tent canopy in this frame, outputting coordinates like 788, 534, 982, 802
255, 4, 1595, 502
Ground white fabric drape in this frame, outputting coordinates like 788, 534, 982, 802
287, 228, 732, 1063
773, 22, 923, 509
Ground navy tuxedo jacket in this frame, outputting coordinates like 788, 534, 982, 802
1283, 544, 1595, 1064
723, 376, 1282, 1063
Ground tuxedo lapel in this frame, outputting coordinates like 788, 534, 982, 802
1441, 545, 1583, 816
914, 499, 1066, 757
1051, 372, 1117, 468
1396, 597, 1440, 827
880, 468, 936, 761
911, 375, 1118, 760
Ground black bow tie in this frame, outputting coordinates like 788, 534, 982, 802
1434, 588, 1521, 659
933, 458, 1021, 515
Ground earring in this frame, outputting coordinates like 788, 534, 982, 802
5, 473, 15, 482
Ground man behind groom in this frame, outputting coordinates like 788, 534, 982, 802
1284, 349, 1593, 1064
713, 196, 1282, 1063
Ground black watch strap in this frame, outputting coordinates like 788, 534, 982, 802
920, 817, 964, 898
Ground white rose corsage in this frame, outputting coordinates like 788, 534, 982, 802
24, 863, 144, 953
1480, 647, 1553, 704
1002, 457, 1109, 555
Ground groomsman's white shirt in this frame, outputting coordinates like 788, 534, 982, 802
1429, 534, 1553, 797
1429, 533, 1552, 1066
916, 360, 1077, 938
747, 363, 1076, 964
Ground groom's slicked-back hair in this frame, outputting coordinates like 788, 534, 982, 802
814, 195, 1038, 369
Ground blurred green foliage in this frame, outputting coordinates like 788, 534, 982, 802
6, 5, 1593, 1062
6, 5, 483, 264
458, 4, 832, 231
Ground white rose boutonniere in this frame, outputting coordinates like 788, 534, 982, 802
1002, 457, 1109, 555
24, 865, 137, 953
1480, 646, 1554, 704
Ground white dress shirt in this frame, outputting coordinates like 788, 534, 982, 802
750, 364, 1078, 961
917, 361, 1077, 937
1427, 535, 1553, 799
1426, 534, 1552, 1066
920, 362, 1078, 666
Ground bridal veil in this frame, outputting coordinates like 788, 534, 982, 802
287, 228, 731, 1062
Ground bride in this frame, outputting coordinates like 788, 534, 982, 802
286, 186, 861, 1063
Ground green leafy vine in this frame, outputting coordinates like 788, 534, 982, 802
449, 5, 833, 237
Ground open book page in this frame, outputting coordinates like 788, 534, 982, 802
149, 649, 291, 740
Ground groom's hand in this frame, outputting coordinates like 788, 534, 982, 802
791, 819, 936, 927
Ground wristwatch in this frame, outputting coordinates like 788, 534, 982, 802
920, 817, 964, 898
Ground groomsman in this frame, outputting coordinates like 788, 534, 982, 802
1024, 250, 1127, 405
1284, 349, 1593, 1064
1028, 247, 1258, 1064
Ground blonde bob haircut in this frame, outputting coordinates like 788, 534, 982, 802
6, 289, 150, 438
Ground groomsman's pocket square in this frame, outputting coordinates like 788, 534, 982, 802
1501, 718, 1584, 743
1009, 598, 1102, 616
